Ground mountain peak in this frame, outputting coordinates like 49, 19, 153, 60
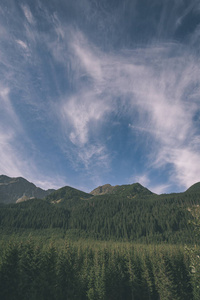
90, 182, 153, 197
0, 175, 55, 204
45, 185, 93, 207
90, 184, 116, 195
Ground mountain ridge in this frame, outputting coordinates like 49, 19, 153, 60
45, 185, 93, 207
1, 174, 200, 204
1, 174, 200, 244
90, 182, 154, 197
0, 175, 55, 204
185, 182, 200, 193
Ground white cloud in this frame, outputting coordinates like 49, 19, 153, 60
0, 86, 21, 129
0, 87, 26, 176
72, 35, 103, 82
16, 39, 28, 50
0, 136, 23, 177
21, 5, 35, 25
173, 149, 200, 188
0, 86, 60, 190
130, 174, 150, 187
33, 176, 66, 190
58, 92, 111, 171
150, 183, 172, 195
155, 147, 200, 189
60, 92, 110, 146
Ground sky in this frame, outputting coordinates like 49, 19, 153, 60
0, 0, 200, 194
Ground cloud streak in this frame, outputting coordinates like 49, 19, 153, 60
21, 4, 35, 25
53, 29, 200, 191
0, 86, 28, 177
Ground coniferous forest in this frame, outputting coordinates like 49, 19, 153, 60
0, 180, 200, 299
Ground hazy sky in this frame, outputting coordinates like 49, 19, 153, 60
0, 0, 200, 193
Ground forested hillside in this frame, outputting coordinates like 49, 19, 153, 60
1, 180, 200, 300
0, 181, 200, 244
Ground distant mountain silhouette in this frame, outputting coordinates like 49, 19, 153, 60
0, 175, 55, 204
1, 173, 199, 206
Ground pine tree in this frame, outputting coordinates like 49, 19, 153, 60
186, 206, 200, 300
0, 243, 20, 300
18, 239, 37, 299
153, 252, 179, 300
39, 243, 58, 300
142, 254, 158, 300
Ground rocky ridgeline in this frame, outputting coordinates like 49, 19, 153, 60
0, 175, 55, 204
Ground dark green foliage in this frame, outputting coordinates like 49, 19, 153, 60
0, 189, 200, 244
0, 243, 20, 300
1, 182, 200, 299
0, 199, 70, 229
109, 182, 153, 197
185, 182, 200, 193
0, 241, 195, 300
185, 209, 200, 300
45, 185, 93, 208
68, 192, 199, 243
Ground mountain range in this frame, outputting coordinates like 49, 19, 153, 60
0, 174, 200, 243
0, 174, 200, 205
0, 175, 156, 205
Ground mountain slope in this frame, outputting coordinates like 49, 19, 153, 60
0, 175, 55, 204
45, 185, 93, 208
185, 182, 200, 193
0, 178, 200, 243
90, 184, 115, 195
90, 182, 154, 198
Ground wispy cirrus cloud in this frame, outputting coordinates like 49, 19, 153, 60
0, 86, 27, 176
61, 93, 108, 146
21, 4, 35, 25
0, 85, 64, 189
0, 0, 200, 192
22, 1, 200, 191
58, 92, 111, 171
52, 28, 200, 191
16, 39, 28, 50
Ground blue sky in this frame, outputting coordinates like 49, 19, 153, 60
0, 0, 200, 194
